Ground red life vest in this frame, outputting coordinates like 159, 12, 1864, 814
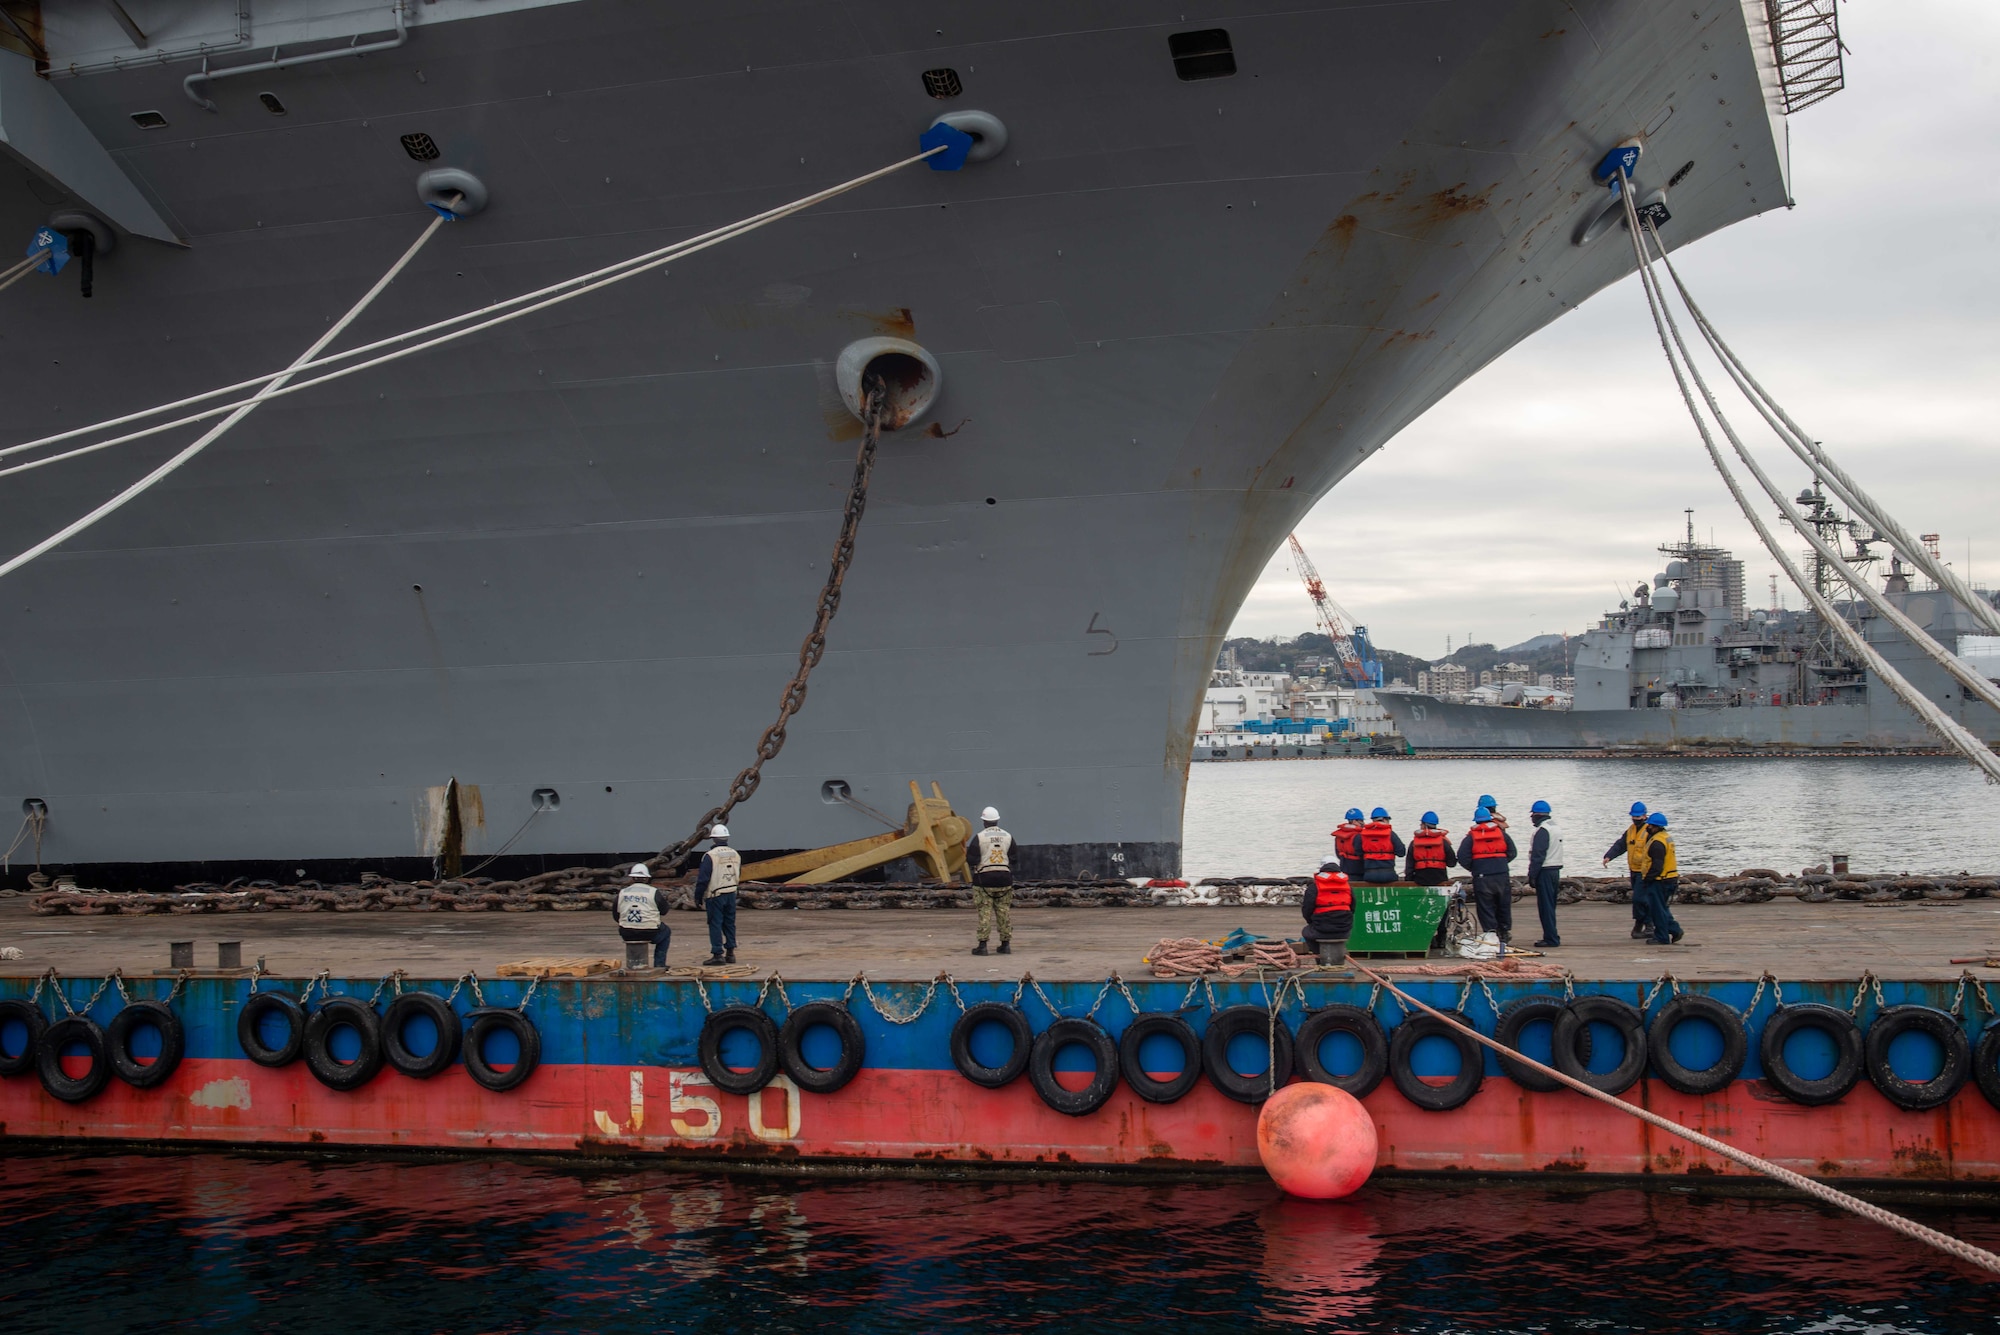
1410, 829, 1449, 871
1360, 822, 1396, 859
1311, 870, 1352, 914
1469, 821, 1510, 862
1333, 824, 1361, 860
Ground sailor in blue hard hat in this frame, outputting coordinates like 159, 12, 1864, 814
1604, 801, 1656, 939
1404, 811, 1456, 886
1333, 808, 1366, 879
1638, 811, 1684, 945
1525, 800, 1565, 949
1477, 793, 1507, 828
1458, 805, 1518, 944
1359, 806, 1405, 884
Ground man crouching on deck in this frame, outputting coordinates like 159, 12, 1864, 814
1304, 858, 1354, 968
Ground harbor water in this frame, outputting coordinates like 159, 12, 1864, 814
4, 1152, 1997, 1332
1183, 756, 2000, 880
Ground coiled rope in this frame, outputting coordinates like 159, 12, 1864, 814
1351, 960, 2000, 1277
1617, 176, 2000, 784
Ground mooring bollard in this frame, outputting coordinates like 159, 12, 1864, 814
169, 941, 194, 969
1831, 852, 1851, 875
217, 941, 242, 970
624, 941, 652, 971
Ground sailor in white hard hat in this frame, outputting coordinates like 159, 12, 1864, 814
695, 824, 742, 966
612, 862, 673, 967
966, 806, 1014, 957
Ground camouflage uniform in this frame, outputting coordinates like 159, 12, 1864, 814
973, 883, 1012, 944
970, 823, 1014, 945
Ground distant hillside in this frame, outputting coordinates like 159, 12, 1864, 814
1221, 629, 1577, 683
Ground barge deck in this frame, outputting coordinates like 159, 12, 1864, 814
4, 899, 1998, 983
3, 899, 1998, 1186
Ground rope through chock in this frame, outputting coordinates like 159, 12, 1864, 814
1350, 960, 2000, 1277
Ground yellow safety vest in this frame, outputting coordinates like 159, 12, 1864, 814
1646, 830, 1677, 880
1624, 821, 1650, 872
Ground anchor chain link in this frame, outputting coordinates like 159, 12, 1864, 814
653, 376, 890, 871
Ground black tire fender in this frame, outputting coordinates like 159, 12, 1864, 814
237, 991, 306, 1068
1647, 993, 1748, 1096
1027, 1016, 1119, 1116
1388, 1011, 1484, 1111
36, 1015, 111, 1104
1759, 1002, 1864, 1106
303, 996, 385, 1092
1494, 995, 1592, 1093
778, 1001, 866, 1095
106, 1000, 185, 1089
1294, 1004, 1388, 1099
0, 998, 48, 1078
1554, 995, 1649, 1096
1201, 1005, 1295, 1105
949, 1002, 1032, 1089
1863, 1005, 1970, 1112
1975, 1021, 2000, 1112
1118, 1012, 1202, 1104
464, 1007, 541, 1093
382, 992, 463, 1079
698, 1004, 779, 1095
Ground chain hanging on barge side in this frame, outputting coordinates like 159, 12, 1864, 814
652, 375, 891, 873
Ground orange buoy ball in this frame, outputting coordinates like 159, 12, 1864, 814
1256, 1081, 1377, 1199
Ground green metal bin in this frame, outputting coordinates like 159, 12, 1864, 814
1348, 883, 1451, 957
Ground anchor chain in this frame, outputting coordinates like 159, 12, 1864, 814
654, 376, 891, 871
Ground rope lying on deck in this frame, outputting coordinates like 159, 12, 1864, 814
1351, 960, 2000, 1278
1147, 937, 1301, 977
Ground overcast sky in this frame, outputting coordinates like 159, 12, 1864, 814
1228, 0, 2000, 661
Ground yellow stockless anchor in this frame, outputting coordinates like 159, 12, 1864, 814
738, 782, 971, 886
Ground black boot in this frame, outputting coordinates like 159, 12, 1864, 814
702, 953, 726, 966
997, 940, 1011, 955
725, 951, 737, 964
1630, 923, 1649, 939
971, 942, 988, 956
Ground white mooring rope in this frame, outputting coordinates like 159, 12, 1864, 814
1618, 175, 2000, 784
0, 208, 456, 580
1652, 248, 2000, 640
1351, 961, 2000, 1277
1630, 214, 2000, 723
0, 247, 51, 294
0, 145, 945, 483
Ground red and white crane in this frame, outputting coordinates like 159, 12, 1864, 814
1286, 532, 1379, 688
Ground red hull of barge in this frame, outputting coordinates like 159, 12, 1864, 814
5, 1060, 1996, 1183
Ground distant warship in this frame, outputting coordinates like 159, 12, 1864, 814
1380, 501, 2000, 753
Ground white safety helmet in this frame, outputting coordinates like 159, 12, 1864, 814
980, 807, 999, 823
628, 862, 651, 879
710, 824, 730, 840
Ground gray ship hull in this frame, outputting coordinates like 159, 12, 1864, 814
1379, 687, 2000, 754
0, 1, 1796, 885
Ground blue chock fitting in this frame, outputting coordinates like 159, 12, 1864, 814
1594, 141, 1641, 184
921, 120, 975, 171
